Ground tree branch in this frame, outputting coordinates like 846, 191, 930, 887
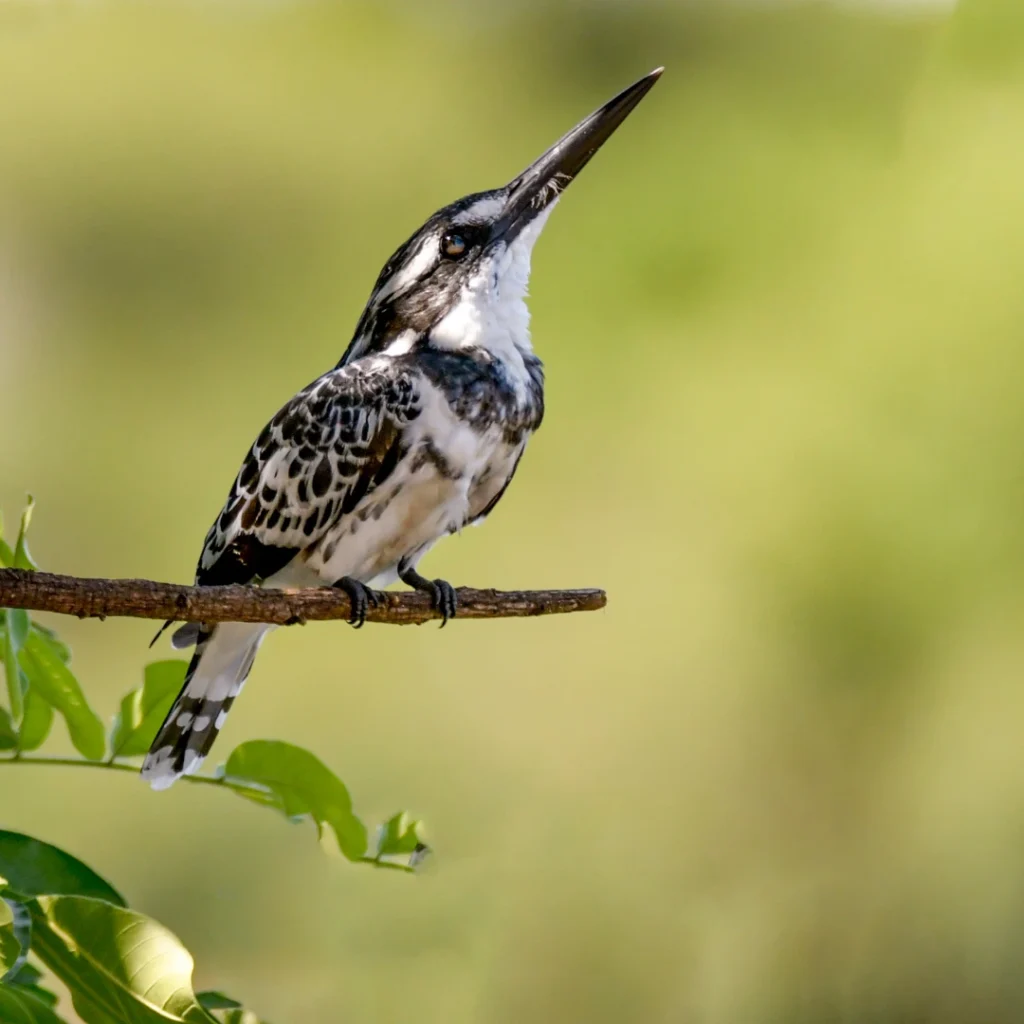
0, 568, 606, 626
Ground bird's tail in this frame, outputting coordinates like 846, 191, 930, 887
140, 621, 270, 790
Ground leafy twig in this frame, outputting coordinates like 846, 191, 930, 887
0, 754, 418, 873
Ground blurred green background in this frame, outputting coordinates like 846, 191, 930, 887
4, 0, 1024, 1020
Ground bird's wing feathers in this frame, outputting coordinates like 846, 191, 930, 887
149, 361, 422, 782
196, 362, 422, 587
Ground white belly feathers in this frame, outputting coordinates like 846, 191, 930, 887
302, 380, 525, 584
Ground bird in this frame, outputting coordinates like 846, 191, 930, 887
141, 67, 663, 790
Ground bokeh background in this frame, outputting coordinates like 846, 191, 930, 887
3, 0, 1024, 1020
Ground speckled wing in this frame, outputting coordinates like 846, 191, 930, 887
196, 362, 423, 588
144, 361, 423, 785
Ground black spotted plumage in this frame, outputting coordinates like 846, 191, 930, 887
196, 361, 423, 587
142, 361, 425, 787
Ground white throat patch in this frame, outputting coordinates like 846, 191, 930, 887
430, 201, 557, 362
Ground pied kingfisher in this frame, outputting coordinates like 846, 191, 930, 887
142, 68, 663, 790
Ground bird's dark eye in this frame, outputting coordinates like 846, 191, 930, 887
441, 232, 467, 259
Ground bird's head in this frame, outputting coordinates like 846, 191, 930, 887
340, 67, 662, 366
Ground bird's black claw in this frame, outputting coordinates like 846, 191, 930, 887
333, 577, 384, 629
431, 579, 458, 627
398, 565, 458, 626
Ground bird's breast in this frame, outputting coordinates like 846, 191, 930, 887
306, 407, 531, 583
303, 357, 539, 583
409, 347, 544, 440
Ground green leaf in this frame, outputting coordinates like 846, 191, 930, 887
5, 963, 61, 1008
109, 661, 187, 759
223, 741, 368, 861
19, 632, 105, 761
0, 706, 19, 751
29, 625, 71, 665
0, 899, 22, 977
29, 895, 216, 1024
3, 610, 29, 724
1, 899, 32, 983
206, 1010, 267, 1024
0, 831, 124, 907
6, 963, 45, 987
198, 992, 270, 1023
374, 811, 427, 858
1, 622, 70, 741
198, 992, 242, 1010
0, 509, 15, 567
19, 690, 54, 753
13, 499, 37, 572
0, 985, 70, 1024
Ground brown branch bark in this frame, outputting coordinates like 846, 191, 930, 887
0, 568, 606, 626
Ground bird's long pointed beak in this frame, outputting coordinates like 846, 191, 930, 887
499, 67, 663, 239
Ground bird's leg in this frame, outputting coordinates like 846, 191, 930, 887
398, 561, 458, 626
332, 576, 386, 629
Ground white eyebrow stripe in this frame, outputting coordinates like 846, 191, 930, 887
453, 195, 505, 225
375, 237, 437, 302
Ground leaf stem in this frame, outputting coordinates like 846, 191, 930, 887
0, 753, 264, 796
357, 857, 415, 874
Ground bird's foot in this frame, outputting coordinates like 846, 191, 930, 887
332, 576, 386, 628
398, 566, 458, 626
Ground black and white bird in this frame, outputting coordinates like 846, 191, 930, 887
141, 68, 662, 790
